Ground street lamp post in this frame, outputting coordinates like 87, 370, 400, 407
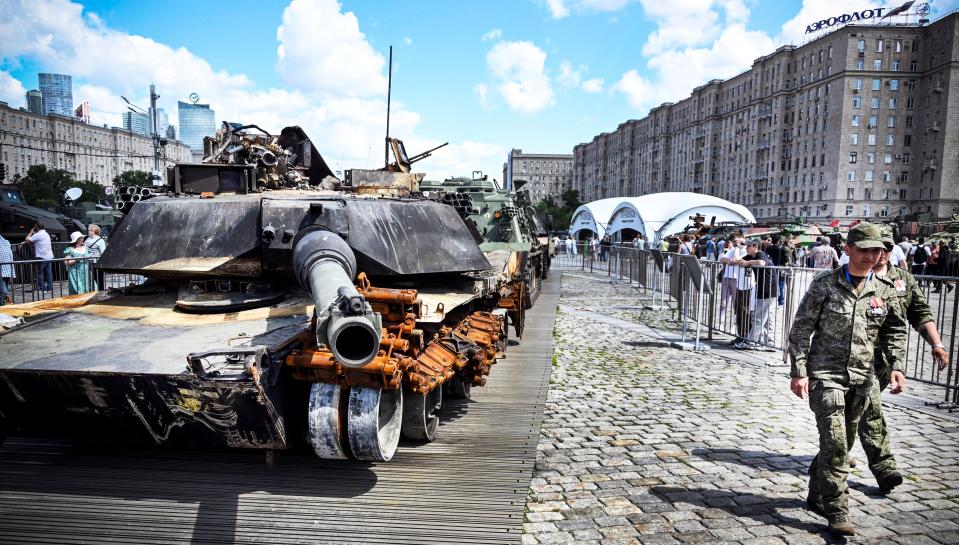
121, 84, 162, 184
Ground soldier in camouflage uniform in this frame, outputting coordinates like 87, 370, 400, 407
788, 223, 908, 536
857, 225, 950, 492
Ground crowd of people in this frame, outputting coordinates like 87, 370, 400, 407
0, 221, 107, 305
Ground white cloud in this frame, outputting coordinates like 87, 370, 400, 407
0, 0, 501, 180
276, 0, 387, 98
614, 0, 775, 113
474, 83, 491, 110
546, 0, 570, 18
557, 60, 584, 88
481, 28, 503, 41
582, 77, 604, 93
486, 41, 555, 113
544, 0, 633, 17
403, 36, 413, 45
0, 71, 26, 107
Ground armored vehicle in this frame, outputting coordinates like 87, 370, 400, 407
421, 174, 547, 336
0, 183, 85, 243
0, 125, 510, 462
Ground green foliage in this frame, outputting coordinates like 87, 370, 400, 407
17, 165, 76, 208
16, 165, 107, 210
112, 170, 152, 189
535, 189, 581, 232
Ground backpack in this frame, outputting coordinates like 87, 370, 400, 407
913, 244, 928, 264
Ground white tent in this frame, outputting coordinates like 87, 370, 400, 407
581, 193, 756, 242
568, 198, 621, 238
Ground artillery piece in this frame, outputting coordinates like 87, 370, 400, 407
0, 126, 510, 462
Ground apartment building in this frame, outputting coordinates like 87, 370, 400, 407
504, 148, 574, 204
573, 12, 958, 222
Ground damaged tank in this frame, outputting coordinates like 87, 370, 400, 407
0, 124, 512, 462
421, 173, 548, 337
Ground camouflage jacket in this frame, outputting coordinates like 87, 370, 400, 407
876, 266, 934, 331
788, 266, 908, 385
873, 265, 934, 375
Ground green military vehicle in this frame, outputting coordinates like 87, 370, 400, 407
421, 173, 548, 336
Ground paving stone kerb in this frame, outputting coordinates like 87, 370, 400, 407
522, 272, 959, 545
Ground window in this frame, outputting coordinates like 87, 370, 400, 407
907, 96, 914, 109
863, 205, 871, 216
902, 154, 910, 164
883, 170, 892, 182
854, 77, 863, 90
848, 188, 855, 199
848, 171, 857, 181
853, 96, 862, 108
871, 97, 880, 109
894, 40, 902, 53
892, 59, 901, 71
852, 115, 861, 127
846, 205, 854, 216
850, 133, 860, 145
880, 207, 889, 217
886, 134, 895, 145
865, 171, 874, 183
849, 151, 858, 163
867, 152, 876, 164
889, 98, 897, 109
874, 59, 883, 70
857, 59, 865, 70
910, 60, 918, 71
872, 79, 881, 91
858, 40, 866, 52
906, 115, 913, 127
904, 134, 912, 146
869, 115, 878, 128
868, 133, 877, 145
877, 40, 884, 53
888, 116, 896, 127
884, 152, 893, 163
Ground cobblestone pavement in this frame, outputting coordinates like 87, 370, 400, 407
523, 272, 959, 545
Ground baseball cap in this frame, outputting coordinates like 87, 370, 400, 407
847, 222, 885, 249
878, 225, 895, 246
746, 239, 760, 246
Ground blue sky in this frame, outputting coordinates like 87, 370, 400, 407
1, 0, 953, 179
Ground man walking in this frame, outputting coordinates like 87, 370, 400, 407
788, 223, 908, 536
857, 225, 949, 494
808, 237, 839, 269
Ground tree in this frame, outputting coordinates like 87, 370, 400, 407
17, 165, 75, 209
535, 191, 580, 232
112, 170, 152, 189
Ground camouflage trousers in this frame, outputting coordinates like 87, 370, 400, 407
858, 365, 898, 480
807, 379, 872, 520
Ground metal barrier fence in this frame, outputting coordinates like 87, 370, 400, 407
552, 245, 959, 407
0, 257, 144, 307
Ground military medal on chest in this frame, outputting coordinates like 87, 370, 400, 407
867, 296, 887, 317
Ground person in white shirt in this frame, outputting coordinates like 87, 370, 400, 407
719, 234, 746, 327
20, 221, 53, 292
85, 224, 107, 290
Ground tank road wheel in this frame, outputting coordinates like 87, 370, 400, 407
347, 386, 404, 462
445, 376, 472, 400
401, 386, 443, 442
308, 382, 349, 459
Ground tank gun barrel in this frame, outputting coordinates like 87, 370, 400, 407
292, 230, 381, 368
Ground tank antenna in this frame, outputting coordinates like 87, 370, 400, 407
385, 45, 393, 167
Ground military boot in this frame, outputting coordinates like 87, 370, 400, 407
828, 517, 856, 536
878, 471, 904, 493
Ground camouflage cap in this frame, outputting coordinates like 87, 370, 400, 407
847, 222, 885, 249
878, 224, 895, 245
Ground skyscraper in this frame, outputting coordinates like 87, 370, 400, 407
25, 90, 42, 114
122, 111, 150, 136
150, 107, 169, 138
38, 73, 73, 117
178, 101, 215, 161
165, 125, 176, 140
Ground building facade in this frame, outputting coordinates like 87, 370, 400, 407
38, 73, 73, 117
573, 13, 958, 222
0, 101, 191, 185
504, 148, 574, 204
26, 90, 42, 115
177, 101, 215, 161
122, 111, 150, 136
